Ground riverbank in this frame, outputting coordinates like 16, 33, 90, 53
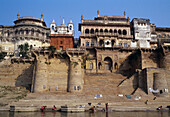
0, 101, 169, 112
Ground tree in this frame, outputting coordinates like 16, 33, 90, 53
48, 46, 56, 57
18, 43, 29, 57
0, 52, 5, 60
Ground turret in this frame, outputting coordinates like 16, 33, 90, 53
124, 11, 126, 18
17, 13, 19, 20
68, 20, 73, 30
50, 19, 57, 34
41, 13, 44, 21
97, 10, 100, 17
81, 15, 83, 23
68, 20, 74, 36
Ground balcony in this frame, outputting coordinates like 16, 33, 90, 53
150, 38, 157, 42
80, 32, 133, 38
66, 48, 86, 53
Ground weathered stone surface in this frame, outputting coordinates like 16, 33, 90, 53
33, 54, 69, 93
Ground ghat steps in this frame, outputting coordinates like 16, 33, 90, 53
9, 72, 168, 111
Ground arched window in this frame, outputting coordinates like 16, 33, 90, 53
95, 29, 99, 33
111, 40, 115, 47
118, 29, 122, 35
98, 62, 102, 70
20, 29, 24, 35
85, 29, 89, 34
15, 30, 18, 35
104, 29, 108, 33
158, 34, 161, 38
25, 29, 29, 35
123, 30, 127, 35
114, 63, 118, 70
42, 32, 44, 37
104, 57, 113, 70
52, 26, 55, 30
89, 63, 93, 70
36, 30, 40, 37
99, 40, 104, 46
46, 33, 49, 38
91, 41, 94, 47
31, 29, 34, 36
90, 29, 94, 34
86, 42, 89, 47
124, 43, 127, 47
109, 29, 113, 33
69, 26, 72, 30
114, 29, 117, 33
7, 30, 10, 37
100, 29, 103, 33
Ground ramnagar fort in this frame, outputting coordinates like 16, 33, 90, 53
0, 11, 170, 112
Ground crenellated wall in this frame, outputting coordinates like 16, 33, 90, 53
160, 52, 170, 70
66, 49, 85, 93
141, 50, 158, 69
68, 57, 84, 92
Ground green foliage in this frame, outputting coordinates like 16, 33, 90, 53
0, 52, 5, 60
48, 46, 56, 58
48, 46, 56, 54
18, 43, 29, 57
41, 47, 45, 51
73, 62, 78, 68
45, 61, 51, 65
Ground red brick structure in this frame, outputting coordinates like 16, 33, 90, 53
50, 18, 74, 51
50, 34, 74, 51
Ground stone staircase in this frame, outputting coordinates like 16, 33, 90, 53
7, 72, 170, 111
82, 73, 127, 95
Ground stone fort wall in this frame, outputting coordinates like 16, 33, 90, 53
33, 54, 69, 92
0, 60, 34, 91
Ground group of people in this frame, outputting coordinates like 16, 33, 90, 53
41, 105, 57, 112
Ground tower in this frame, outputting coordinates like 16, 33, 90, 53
50, 19, 57, 34
68, 20, 74, 35
41, 13, 44, 21
17, 13, 19, 20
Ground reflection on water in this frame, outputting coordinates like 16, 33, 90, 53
0, 111, 170, 117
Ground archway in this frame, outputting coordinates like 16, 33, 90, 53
114, 62, 118, 70
98, 62, 102, 70
90, 29, 94, 34
99, 40, 104, 46
104, 57, 113, 71
85, 29, 89, 34
111, 40, 115, 47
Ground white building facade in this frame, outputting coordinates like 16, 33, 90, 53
131, 18, 151, 48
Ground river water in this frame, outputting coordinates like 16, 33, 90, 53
0, 111, 170, 117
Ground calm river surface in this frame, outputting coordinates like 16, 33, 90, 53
0, 111, 170, 117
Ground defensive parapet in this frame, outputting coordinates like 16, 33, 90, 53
159, 46, 170, 70
66, 48, 85, 92
32, 51, 48, 93
153, 73, 169, 97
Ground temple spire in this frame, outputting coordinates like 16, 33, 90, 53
81, 15, 83, 23
97, 10, 99, 17
41, 13, 44, 21
17, 13, 19, 20
124, 11, 126, 18
62, 17, 65, 24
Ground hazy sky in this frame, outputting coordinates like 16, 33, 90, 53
0, 0, 170, 38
